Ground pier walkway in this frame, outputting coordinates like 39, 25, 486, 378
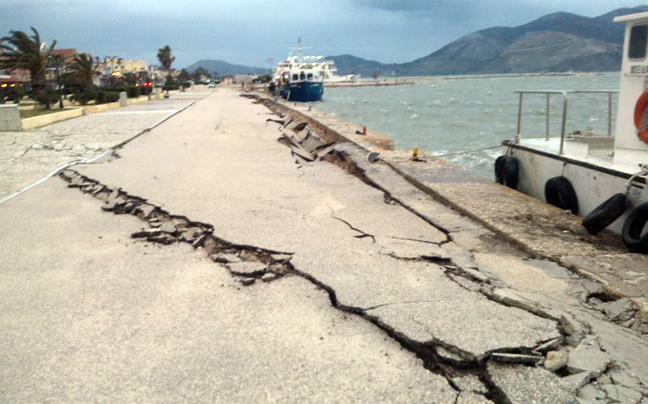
1, 87, 647, 403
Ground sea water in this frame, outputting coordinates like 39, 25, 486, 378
314, 73, 620, 179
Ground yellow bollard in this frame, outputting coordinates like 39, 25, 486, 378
412, 147, 419, 159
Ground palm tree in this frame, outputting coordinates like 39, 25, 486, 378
157, 45, 175, 84
0, 27, 56, 94
65, 53, 97, 91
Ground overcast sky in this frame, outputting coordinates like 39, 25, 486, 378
0, 0, 645, 69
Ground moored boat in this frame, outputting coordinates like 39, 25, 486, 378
498, 11, 648, 251
273, 38, 324, 102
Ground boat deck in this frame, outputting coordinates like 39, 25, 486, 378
515, 136, 643, 176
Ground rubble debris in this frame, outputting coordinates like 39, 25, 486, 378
600, 298, 638, 322
228, 262, 267, 276
451, 374, 489, 395
544, 350, 569, 372
577, 384, 606, 401
490, 353, 543, 365
212, 253, 242, 264
533, 338, 564, 354
566, 337, 610, 377
602, 383, 643, 403
366, 152, 380, 163
487, 362, 575, 404
261, 273, 279, 283
239, 278, 256, 286
563, 372, 595, 392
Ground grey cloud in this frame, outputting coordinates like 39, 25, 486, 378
353, 0, 459, 12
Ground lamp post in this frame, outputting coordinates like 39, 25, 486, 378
47, 53, 64, 109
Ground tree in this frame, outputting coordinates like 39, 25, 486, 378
0, 27, 56, 94
193, 67, 209, 81
65, 53, 98, 91
177, 68, 192, 82
156, 45, 175, 84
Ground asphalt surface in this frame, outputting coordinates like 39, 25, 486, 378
1, 87, 647, 403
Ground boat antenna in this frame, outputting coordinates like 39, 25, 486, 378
298, 37, 302, 63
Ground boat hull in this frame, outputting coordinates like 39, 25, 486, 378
281, 81, 323, 102
504, 140, 648, 234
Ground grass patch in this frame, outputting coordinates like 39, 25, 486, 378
20, 108, 65, 119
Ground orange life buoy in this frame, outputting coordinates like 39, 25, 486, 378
635, 90, 648, 144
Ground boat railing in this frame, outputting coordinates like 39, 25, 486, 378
514, 90, 619, 155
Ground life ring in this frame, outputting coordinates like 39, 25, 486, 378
635, 90, 648, 144
622, 202, 648, 253
545, 176, 579, 215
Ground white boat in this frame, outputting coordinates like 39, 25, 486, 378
499, 11, 648, 251
274, 40, 357, 86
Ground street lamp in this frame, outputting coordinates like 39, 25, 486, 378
47, 53, 64, 109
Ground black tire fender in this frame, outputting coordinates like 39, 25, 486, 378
494, 156, 508, 184
622, 202, 648, 253
582, 193, 631, 235
502, 157, 519, 190
545, 176, 579, 215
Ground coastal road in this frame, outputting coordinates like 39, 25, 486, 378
1, 88, 647, 403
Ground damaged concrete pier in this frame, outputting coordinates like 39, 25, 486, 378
1, 87, 648, 403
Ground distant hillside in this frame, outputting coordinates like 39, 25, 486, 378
326, 55, 399, 78
186, 60, 269, 76
329, 5, 648, 76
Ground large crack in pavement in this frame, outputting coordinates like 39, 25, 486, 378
59, 168, 538, 403
260, 103, 648, 403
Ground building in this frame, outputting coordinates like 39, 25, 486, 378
51, 48, 77, 64
103, 57, 148, 75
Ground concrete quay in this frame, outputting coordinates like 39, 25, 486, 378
259, 93, 648, 316
1, 87, 647, 403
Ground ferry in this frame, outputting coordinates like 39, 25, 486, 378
498, 11, 648, 252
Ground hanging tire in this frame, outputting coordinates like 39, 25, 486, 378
582, 193, 631, 235
622, 202, 648, 253
545, 177, 579, 215
494, 156, 508, 184
502, 156, 519, 189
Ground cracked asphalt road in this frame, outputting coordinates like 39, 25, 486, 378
1, 88, 647, 403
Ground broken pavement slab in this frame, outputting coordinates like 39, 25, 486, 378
566, 337, 611, 377
487, 362, 576, 404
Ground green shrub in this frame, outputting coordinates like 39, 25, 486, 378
127, 86, 140, 98
96, 91, 120, 104
70, 90, 98, 105
163, 84, 180, 91
35, 88, 61, 109
180, 81, 192, 88
6, 87, 25, 103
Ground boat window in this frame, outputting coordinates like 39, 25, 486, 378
629, 24, 647, 60
307, 73, 313, 80
292, 74, 298, 81
300, 71, 306, 80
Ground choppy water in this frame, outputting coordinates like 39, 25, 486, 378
314, 73, 620, 179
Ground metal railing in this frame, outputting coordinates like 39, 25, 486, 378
515, 90, 618, 155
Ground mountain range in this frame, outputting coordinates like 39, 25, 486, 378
185, 59, 269, 76
188, 6, 648, 77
